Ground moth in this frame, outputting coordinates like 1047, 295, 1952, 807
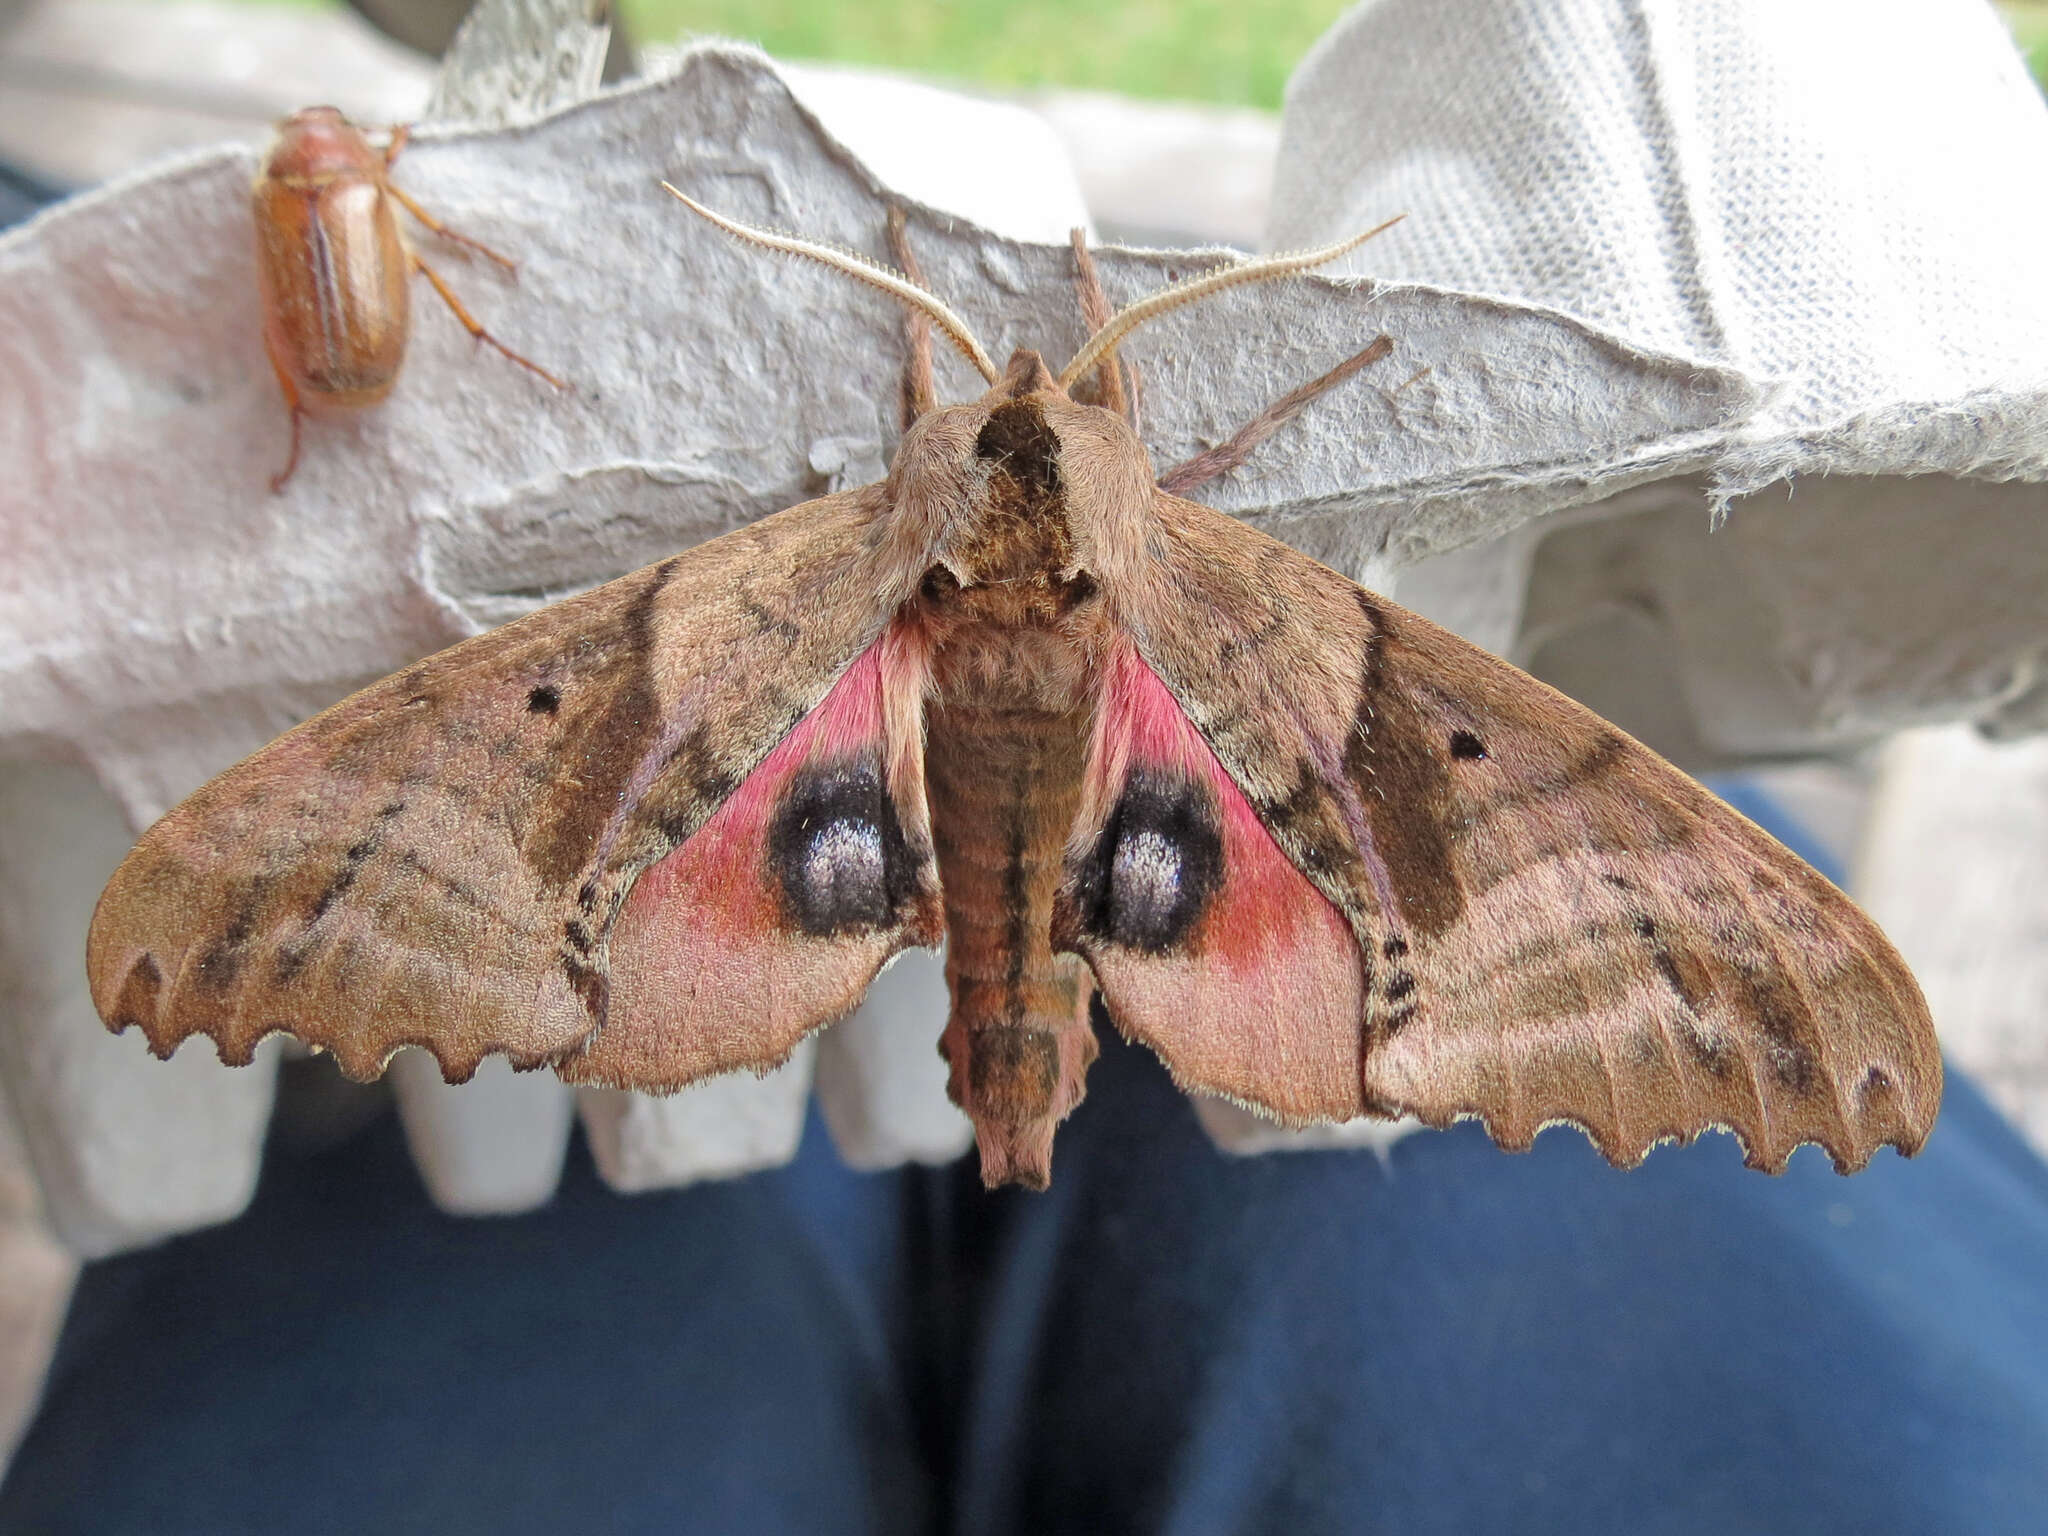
88, 193, 1940, 1190
253, 106, 564, 492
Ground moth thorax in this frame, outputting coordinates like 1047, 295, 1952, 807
946, 396, 1076, 587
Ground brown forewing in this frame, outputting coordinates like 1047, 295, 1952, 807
1121, 490, 1939, 1173
86, 484, 921, 1085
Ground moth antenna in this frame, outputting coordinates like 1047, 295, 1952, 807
1056, 214, 1406, 392
662, 184, 1001, 384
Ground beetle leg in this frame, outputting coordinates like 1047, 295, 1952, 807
381, 124, 516, 272
268, 365, 307, 495
386, 183, 519, 273
409, 253, 566, 388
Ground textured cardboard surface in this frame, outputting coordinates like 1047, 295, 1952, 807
0, 50, 1759, 829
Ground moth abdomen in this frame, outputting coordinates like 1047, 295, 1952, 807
924, 687, 1097, 1188
939, 963, 1098, 1192
962, 1021, 1065, 1125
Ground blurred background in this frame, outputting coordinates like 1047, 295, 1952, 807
5, 0, 2046, 116
7, 1, 2038, 226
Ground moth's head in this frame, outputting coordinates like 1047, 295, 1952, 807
982, 348, 1059, 403
963, 349, 1075, 508
881, 347, 1153, 591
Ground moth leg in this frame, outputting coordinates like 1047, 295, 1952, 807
1156, 333, 1393, 497
268, 362, 306, 495
386, 180, 520, 273
409, 252, 567, 388
1068, 229, 1142, 430
1068, 229, 1124, 418
381, 122, 412, 169
887, 205, 937, 427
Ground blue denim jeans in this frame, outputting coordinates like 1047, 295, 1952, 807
4, 1015, 2044, 1536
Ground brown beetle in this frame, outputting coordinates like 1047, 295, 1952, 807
252, 106, 563, 491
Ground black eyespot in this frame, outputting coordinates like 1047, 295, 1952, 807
1071, 771, 1223, 953
767, 760, 918, 936
527, 685, 561, 715
1449, 730, 1487, 760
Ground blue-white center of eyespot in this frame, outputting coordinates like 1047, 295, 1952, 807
802, 818, 885, 899
1111, 829, 1182, 919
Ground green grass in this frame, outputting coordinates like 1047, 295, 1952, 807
628, 0, 2048, 106
2005, 1, 2048, 93
165, 0, 1354, 109
166, 0, 2048, 107
618, 0, 1352, 108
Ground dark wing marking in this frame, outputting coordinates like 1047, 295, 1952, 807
1112, 490, 1938, 1172
559, 620, 941, 1088
87, 484, 937, 1087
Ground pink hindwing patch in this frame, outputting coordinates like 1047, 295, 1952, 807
562, 622, 935, 1088
1062, 642, 1367, 1121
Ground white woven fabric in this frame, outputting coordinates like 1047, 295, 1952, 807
1272, 0, 2048, 753
1276, 0, 2048, 493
